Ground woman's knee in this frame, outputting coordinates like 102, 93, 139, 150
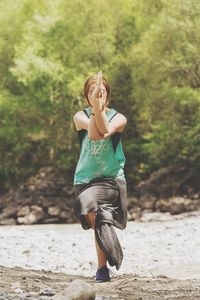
85, 211, 96, 229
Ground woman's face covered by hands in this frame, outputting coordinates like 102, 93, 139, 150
87, 71, 108, 108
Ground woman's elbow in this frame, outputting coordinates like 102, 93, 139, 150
98, 127, 109, 135
88, 136, 97, 141
88, 132, 103, 141
88, 134, 100, 141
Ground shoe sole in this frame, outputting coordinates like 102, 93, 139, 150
95, 279, 111, 283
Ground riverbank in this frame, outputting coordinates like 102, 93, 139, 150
1, 166, 200, 226
0, 211, 200, 299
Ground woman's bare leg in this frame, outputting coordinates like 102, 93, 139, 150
85, 211, 107, 268
85, 211, 96, 229
95, 237, 107, 268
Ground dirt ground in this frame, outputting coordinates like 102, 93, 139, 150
0, 265, 200, 300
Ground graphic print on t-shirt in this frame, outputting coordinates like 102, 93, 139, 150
85, 139, 110, 158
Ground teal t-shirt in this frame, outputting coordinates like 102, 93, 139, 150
73, 107, 126, 185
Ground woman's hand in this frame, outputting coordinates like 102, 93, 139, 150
90, 71, 107, 110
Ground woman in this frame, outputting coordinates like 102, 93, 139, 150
73, 71, 127, 282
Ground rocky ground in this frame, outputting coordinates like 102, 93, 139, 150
1, 166, 200, 226
1, 266, 200, 300
1, 166, 200, 298
0, 211, 200, 299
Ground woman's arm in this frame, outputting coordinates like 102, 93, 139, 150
93, 106, 127, 137
88, 113, 104, 140
91, 86, 127, 137
73, 110, 127, 140
92, 104, 109, 135
74, 71, 127, 140
90, 72, 127, 137
73, 111, 103, 140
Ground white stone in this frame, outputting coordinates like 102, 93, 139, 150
48, 206, 61, 216
17, 205, 30, 217
52, 279, 95, 300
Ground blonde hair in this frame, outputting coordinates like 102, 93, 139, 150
84, 75, 111, 106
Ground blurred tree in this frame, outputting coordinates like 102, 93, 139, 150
0, 0, 200, 192
130, 0, 200, 178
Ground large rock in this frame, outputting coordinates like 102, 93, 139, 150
17, 206, 45, 224
0, 206, 17, 221
137, 165, 199, 199
17, 205, 30, 217
0, 165, 200, 225
155, 197, 200, 215
0, 218, 16, 225
51, 279, 96, 300
129, 165, 200, 216
0, 166, 77, 225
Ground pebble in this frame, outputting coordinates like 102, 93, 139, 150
39, 288, 56, 296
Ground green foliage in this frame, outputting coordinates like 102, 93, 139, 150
129, 0, 200, 179
143, 87, 200, 167
0, 0, 200, 191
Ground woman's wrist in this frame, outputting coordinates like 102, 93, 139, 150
93, 100, 104, 111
